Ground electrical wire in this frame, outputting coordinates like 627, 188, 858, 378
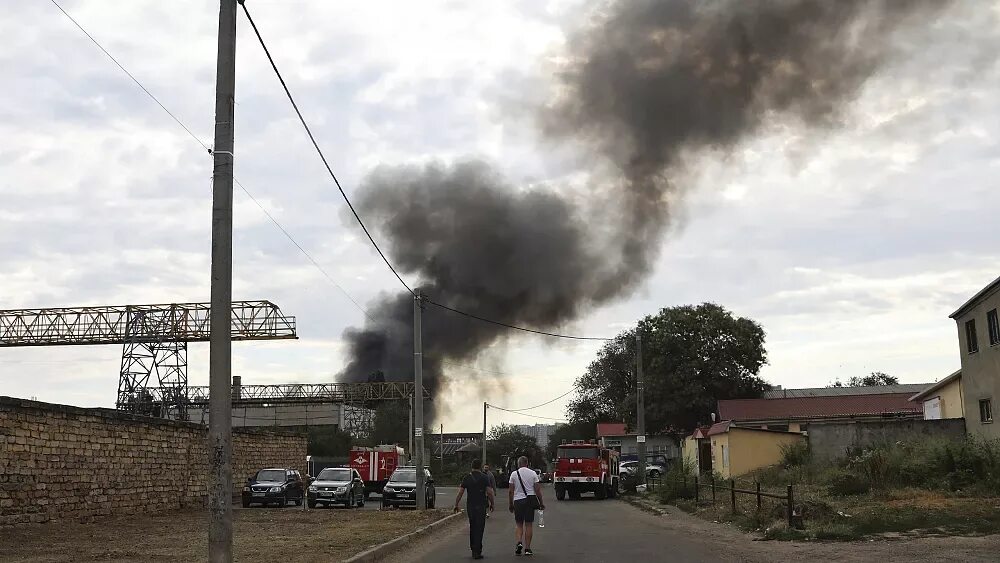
239, 2, 414, 296
501, 386, 577, 412
424, 299, 612, 341
47, 0, 372, 323
239, 2, 615, 343
487, 403, 568, 422
54, 0, 614, 346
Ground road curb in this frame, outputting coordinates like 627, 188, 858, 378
342, 511, 465, 563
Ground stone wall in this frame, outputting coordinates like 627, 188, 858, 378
808, 418, 967, 462
0, 396, 306, 526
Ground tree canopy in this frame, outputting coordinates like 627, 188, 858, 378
487, 423, 544, 468
568, 303, 769, 434
829, 371, 899, 387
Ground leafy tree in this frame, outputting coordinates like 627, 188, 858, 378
545, 421, 596, 461
369, 401, 410, 447
487, 423, 543, 468
829, 371, 899, 387
568, 303, 769, 434
307, 426, 353, 457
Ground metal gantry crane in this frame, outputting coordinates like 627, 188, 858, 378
0, 300, 297, 419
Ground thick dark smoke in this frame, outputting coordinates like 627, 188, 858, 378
339, 0, 948, 405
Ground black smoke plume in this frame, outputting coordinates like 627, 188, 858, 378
339, 0, 949, 405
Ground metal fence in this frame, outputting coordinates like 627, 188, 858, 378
647, 475, 796, 527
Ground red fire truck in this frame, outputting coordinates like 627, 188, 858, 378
349, 444, 405, 498
553, 439, 620, 500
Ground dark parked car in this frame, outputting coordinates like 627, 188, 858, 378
307, 467, 365, 509
241, 468, 305, 508
381, 466, 435, 509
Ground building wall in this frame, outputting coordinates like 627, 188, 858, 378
0, 397, 306, 526
920, 377, 965, 420
186, 402, 345, 428
724, 429, 804, 479
709, 433, 731, 478
682, 436, 699, 472
955, 286, 1000, 439
807, 419, 966, 462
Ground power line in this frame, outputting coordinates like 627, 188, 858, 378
487, 404, 567, 422
425, 299, 612, 341
47, 0, 371, 323
239, 3, 614, 344
502, 387, 577, 412
47, 0, 210, 152
239, 2, 414, 296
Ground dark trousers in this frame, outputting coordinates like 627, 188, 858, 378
467, 506, 486, 555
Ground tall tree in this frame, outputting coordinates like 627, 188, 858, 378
568, 303, 769, 433
487, 423, 543, 468
829, 371, 899, 387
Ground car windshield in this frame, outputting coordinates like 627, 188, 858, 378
558, 447, 599, 459
390, 469, 416, 483
317, 469, 351, 481
256, 469, 285, 482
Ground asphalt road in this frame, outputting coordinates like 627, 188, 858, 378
399, 484, 732, 562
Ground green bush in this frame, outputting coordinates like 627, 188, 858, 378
780, 441, 811, 467
843, 437, 1000, 493
655, 457, 697, 503
826, 470, 870, 496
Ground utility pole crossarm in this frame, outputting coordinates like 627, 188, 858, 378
0, 301, 296, 347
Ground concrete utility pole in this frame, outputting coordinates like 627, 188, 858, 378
482, 402, 487, 467
413, 293, 426, 509
408, 396, 413, 458
636, 332, 647, 486
440, 423, 444, 474
208, 1, 237, 561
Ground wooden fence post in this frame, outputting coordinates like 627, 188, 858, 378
756, 482, 761, 512
730, 479, 736, 514
711, 476, 716, 502
694, 476, 699, 503
786, 484, 794, 528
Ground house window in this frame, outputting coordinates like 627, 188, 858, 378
980, 399, 993, 424
988, 309, 1000, 346
966, 319, 979, 354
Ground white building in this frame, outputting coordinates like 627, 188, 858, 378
515, 423, 558, 445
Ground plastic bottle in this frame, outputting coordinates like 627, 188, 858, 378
537, 509, 545, 528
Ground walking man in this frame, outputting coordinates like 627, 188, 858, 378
482, 463, 497, 518
508, 456, 545, 556
454, 459, 494, 560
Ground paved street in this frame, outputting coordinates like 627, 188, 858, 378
397, 484, 738, 562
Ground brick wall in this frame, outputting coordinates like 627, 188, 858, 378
0, 396, 306, 526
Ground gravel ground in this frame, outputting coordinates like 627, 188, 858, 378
0, 506, 450, 563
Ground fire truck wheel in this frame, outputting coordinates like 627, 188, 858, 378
555, 487, 565, 501
609, 480, 619, 498
569, 490, 581, 500
595, 483, 608, 500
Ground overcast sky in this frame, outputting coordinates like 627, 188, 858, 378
2, 1, 998, 432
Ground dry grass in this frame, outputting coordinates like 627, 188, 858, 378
0, 507, 450, 563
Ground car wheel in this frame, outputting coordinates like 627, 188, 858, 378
241, 498, 250, 508
307, 500, 317, 509
358, 492, 365, 508
649, 470, 661, 479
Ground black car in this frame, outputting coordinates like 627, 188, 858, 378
307, 467, 365, 509
381, 466, 435, 509
241, 468, 305, 508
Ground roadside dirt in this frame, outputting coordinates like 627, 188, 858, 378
628, 500, 1000, 562
0, 507, 450, 563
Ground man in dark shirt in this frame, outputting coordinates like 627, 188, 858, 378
454, 459, 495, 559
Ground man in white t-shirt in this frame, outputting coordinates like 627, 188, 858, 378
508, 456, 545, 556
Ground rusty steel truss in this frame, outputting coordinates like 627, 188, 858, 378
0, 301, 297, 418
144, 381, 429, 438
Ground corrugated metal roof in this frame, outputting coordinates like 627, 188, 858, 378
760, 384, 930, 399
719, 393, 921, 421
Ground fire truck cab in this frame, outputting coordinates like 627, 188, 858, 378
553, 439, 620, 500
